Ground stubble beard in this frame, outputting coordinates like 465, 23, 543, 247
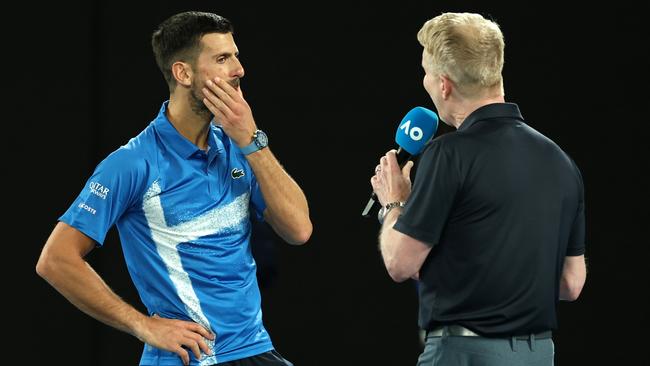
189, 83, 212, 122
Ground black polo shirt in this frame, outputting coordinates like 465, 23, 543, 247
394, 103, 585, 336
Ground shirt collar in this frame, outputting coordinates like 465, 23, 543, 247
153, 101, 225, 159
458, 103, 524, 131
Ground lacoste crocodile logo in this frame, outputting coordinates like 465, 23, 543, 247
231, 168, 245, 179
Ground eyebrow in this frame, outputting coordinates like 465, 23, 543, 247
213, 51, 239, 59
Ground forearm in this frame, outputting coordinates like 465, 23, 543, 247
379, 207, 431, 282
38, 256, 147, 338
246, 148, 311, 244
558, 255, 587, 301
379, 208, 406, 281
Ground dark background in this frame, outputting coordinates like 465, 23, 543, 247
11, 1, 647, 365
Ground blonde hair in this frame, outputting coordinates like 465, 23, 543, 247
417, 12, 504, 97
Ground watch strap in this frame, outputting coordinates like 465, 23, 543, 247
378, 201, 405, 224
241, 130, 265, 155
240, 139, 260, 155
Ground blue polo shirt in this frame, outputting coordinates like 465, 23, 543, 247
60, 101, 274, 365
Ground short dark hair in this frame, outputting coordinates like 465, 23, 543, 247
151, 11, 234, 90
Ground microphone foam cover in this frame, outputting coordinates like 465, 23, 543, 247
395, 107, 439, 155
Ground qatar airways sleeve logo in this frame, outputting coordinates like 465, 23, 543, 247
89, 181, 110, 200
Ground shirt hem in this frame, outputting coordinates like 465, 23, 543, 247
139, 343, 274, 365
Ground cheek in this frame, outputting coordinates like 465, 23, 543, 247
200, 65, 227, 82
211, 69, 226, 79
196, 76, 211, 92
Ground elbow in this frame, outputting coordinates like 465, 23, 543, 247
36, 251, 54, 281
387, 270, 410, 283
287, 220, 313, 246
564, 292, 580, 302
385, 260, 412, 283
35, 260, 46, 279
560, 276, 586, 302
561, 289, 581, 302
564, 285, 585, 302
36, 245, 72, 283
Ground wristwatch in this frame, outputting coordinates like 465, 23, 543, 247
377, 201, 405, 224
240, 129, 268, 155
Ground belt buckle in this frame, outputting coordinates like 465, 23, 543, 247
447, 325, 479, 337
428, 325, 481, 338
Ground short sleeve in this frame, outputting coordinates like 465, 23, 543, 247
393, 139, 460, 247
249, 172, 267, 221
566, 164, 586, 256
58, 148, 148, 246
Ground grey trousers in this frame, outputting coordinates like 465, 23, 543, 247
417, 332, 554, 366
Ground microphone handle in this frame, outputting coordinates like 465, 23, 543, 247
361, 147, 412, 218
361, 193, 378, 218
395, 147, 411, 165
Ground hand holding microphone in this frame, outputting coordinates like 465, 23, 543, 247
371, 150, 415, 223
362, 107, 439, 218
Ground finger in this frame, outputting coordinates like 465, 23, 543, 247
402, 160, 414, 178
212, 77, 241, 101
206, 79, 236, 107
202, 88, 232, 117
380, 155, 388, 170
186, 322, 215, 340
197, 336, 212, 356
370, 175, 379, 189
380, 159, 391, 176
183, 330, 212, 356
184, 324, 214, 355
173, 346, 190, 365
202, 95, 219, 117
183, 337, 202, 360
385, 150, 400, 171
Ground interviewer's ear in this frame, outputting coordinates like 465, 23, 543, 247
440, 74, 453, 100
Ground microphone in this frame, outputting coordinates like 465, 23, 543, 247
361, 107, 439, 218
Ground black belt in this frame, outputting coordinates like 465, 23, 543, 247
427, 325, 552, 340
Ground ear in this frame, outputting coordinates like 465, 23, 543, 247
171, 61, 193, 87
439, 74, 453, 100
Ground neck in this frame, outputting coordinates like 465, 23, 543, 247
448, 90, 505, 129
167, 93, 212, 150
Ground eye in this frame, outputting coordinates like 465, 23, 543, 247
217, 56, 227, 64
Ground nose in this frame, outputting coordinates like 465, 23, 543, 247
231, 57, 245, 79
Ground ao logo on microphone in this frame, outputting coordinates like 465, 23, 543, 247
399, 120, 424, 141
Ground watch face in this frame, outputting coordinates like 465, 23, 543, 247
255, 130, 268, 147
